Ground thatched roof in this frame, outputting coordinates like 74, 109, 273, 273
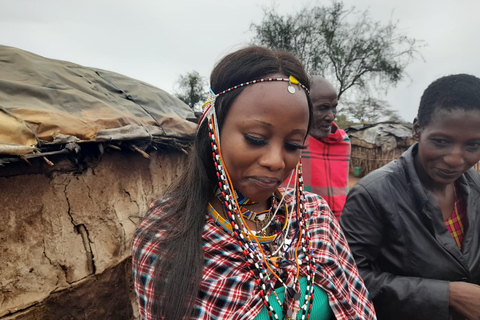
0, 45, 196, 165
346, 122, 415, 151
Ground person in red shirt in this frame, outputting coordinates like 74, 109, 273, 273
295, 76, 351, 220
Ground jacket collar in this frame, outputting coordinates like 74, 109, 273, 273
402, 144, 431, 207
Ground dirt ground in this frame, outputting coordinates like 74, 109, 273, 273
348, 173, 362, 189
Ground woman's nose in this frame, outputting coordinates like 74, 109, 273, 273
443, 147, 465, 167
258, 145, 285, 171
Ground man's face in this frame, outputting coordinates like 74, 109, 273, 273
309, 80, 338, 139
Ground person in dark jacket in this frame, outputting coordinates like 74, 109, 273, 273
340, 73, 480, 320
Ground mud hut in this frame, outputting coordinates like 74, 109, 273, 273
0, 45, 196, 320
346, 122, 415, 177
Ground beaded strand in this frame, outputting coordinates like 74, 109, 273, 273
198, 76, 309, 126
207, 113, 315, 320
208, 115, 283, 319
215, 76, 310, 97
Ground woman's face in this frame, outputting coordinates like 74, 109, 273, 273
219, 76, 310, 202
413, 108, 480, 186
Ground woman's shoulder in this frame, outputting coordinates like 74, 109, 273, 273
133, 198, 175, 247
279, 187, 329, 208
350, 158, 413, 201
302, 190, 330, 212
280, 188, 335, 224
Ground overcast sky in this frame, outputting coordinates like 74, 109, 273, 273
1, 0, 479, 122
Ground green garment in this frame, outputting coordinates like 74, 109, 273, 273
255, 277, 333, 320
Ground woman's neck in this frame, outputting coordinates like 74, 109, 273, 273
209, 193, 272, 232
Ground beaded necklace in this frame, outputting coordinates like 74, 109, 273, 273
207, 203, 278, 244
215, 189, 271, 225
207, 113, 316, 320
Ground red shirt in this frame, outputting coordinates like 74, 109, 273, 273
287, 122, 351, 220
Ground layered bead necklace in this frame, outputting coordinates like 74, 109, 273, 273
207, 114, 316, 320
215, 189, 277, 237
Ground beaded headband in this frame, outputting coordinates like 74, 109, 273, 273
198, 76, 309, 126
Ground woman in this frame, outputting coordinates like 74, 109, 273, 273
132, 46, 376, 320
340, 74, 480, 320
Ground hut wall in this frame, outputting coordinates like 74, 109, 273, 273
0, 148, 187, 320
350, 145, 410, 176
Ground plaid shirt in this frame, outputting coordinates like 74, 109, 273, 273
132, 190, 376, 320
289, 122, 351, 220
445, 194, 468, 249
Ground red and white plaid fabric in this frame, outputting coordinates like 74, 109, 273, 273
132, 190, 376, 320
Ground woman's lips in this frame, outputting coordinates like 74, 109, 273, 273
436, 168, 461, 178
248, 177, 280, 190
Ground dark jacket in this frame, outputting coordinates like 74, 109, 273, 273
340, 144, 480, 320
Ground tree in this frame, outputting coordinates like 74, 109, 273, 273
340, 97, 401, 123
334, 114, 357, 129
174, 71, 207, 110
251, 1, 424, 100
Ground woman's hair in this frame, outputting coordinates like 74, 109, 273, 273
133, 46, 312, 319
417, 73, 480, 127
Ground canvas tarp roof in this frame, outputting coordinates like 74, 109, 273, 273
346, 122, 414, 151
0, 45, 196, 157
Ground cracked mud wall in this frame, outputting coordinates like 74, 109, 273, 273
0, 150, 186, 319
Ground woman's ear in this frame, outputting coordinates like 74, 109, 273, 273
412, 117, 420, 141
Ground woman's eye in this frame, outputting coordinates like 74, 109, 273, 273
244, 135, 267, 146
466, 141, 480, 151
285, 142, 307, 152
432, 138, 449, 146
